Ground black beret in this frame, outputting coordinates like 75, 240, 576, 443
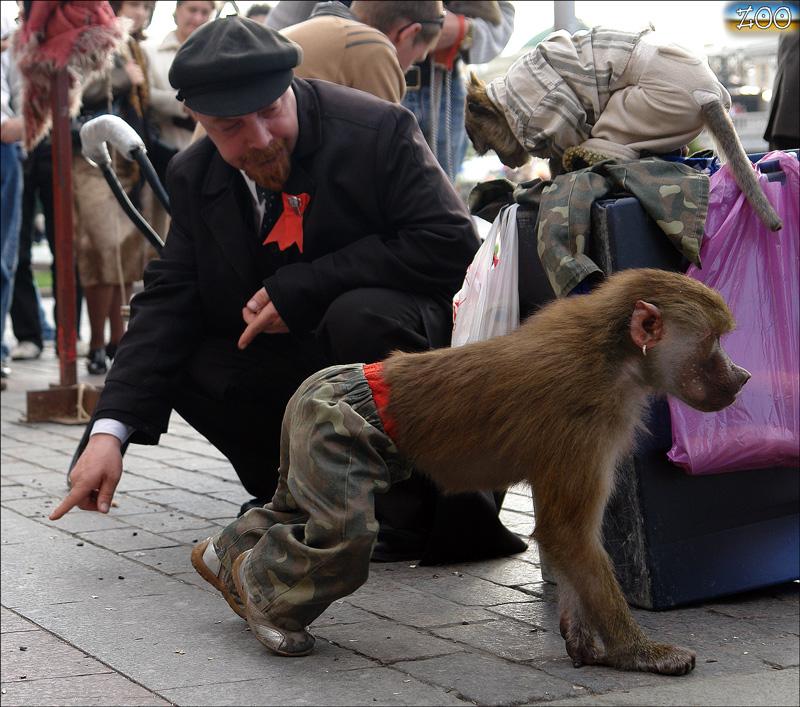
169, 16, 302, 117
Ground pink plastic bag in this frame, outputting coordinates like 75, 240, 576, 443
668, 151, 800, 475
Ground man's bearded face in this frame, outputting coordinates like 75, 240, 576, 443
193, 89, 299, 192
241, 138, 291, 192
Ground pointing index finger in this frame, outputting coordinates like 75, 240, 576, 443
238, 317, 261, 350
49, 487, 85, 520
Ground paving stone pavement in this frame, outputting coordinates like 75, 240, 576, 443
1, 348, 798, 706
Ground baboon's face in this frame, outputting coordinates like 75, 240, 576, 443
660, 332, 750, 412
465, 75, 530, 168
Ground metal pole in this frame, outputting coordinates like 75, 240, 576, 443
50, 68, 78, 387
554, 0, 578, 33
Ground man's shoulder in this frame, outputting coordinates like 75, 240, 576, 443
284, 12, 349, 34
286, 14, 392, 52
283, 13, 348, 54
302, 78, 410, 131
166, 136, 219, 187
340, 19, 393, 49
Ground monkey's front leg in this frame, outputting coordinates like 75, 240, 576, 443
558, 541, 696, 676
553, 573, 604, 667
537, 521, 695, 675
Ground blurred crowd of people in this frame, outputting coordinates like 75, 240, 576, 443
0, 0, 514, 388
1, 1, 214, 384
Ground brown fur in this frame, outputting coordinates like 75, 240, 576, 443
465, 73, 783, 231
701, 100, 782, 230
381, 269, 749, 675
465, 72, 529, 168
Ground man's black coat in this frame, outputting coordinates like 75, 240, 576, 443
96, 78, 478, 439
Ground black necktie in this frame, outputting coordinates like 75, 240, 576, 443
253, 185, 292, 274
256, 186, 280, 243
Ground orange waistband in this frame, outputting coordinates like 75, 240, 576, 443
363, 362, 398, 440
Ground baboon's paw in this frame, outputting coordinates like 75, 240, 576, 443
614, 642, 696, 675
645, 644, 696, 675
558, 611, 570, 639
560, 614, 603, 668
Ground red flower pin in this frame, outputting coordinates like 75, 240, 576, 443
263, 193, 311, 253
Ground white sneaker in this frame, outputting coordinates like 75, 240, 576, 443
10, 341, 42, 360
190, 538, 246, 618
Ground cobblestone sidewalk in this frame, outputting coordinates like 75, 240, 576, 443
1, 348, 798, 706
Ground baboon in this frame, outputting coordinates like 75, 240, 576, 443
384, 268, 749, 674
465, 32, 783, 232
196, 269, 749, 671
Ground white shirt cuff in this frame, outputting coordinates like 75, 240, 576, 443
90, 418, 135, 444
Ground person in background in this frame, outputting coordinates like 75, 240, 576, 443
144, 1, 214, 155
73, 0, 156, 375
267, 1, 514, 183
283, 0, 443, 104
265, 0, 319, 30
245, 3, 271, 25
9, 0, 81, 364
1, 8, 23, 389
11, 104, 86, 363
9, 136, 72, 363
143, 0, 215, 237
402, 1, 514, 182
764, 31, 799, 151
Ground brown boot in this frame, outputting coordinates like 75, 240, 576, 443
231, 549, 316, 657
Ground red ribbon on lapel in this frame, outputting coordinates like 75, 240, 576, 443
263, 192, 310, 253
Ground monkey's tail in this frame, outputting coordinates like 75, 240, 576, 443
702, 100, 782, 231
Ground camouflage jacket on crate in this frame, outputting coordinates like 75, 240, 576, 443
470, 158, 709, 297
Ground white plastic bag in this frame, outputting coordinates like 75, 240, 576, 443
452, 204, 520, 347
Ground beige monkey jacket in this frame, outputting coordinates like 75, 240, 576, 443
487, 27, 732, 166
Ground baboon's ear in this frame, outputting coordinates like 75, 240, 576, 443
466, 99, 496, 117
630, 300, 663, 349
468, 71, 485, 89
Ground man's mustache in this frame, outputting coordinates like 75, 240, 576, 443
242, 140, 291, 191
242, 142, 287, 167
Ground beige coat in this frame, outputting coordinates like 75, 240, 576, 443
282, 15, 405, 103
142, 31, 194, 151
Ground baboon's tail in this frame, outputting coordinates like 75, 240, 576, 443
702, 100, 782, 231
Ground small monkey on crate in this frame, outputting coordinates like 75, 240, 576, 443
465, 27, 782, 232
193, 269, 749, 672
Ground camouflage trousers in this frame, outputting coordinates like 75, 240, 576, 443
211, 363, 411, 633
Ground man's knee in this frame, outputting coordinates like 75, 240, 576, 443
317, 289, 432, 363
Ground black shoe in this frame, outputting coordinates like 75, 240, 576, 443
419, 511, 528, 566
86, 348, 108, 375
238, 496, 271, 517
105, 342, 118, 360
371, 526, 428, 563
